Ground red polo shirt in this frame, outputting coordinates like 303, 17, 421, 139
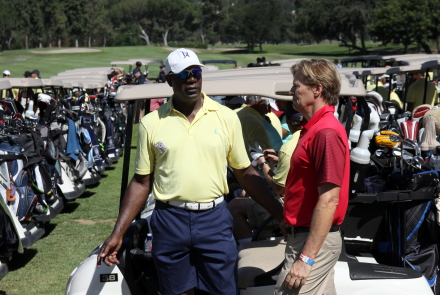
284, 105, 349, 227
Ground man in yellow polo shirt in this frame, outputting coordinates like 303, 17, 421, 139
406, 72, 439, 111
235, 96, 275, 159
97, 48, 286, 295
228, 101, 303, 246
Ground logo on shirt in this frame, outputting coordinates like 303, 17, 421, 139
156, 141, 167, 153
214, 128, 218, 134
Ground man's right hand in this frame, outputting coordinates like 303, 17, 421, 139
263, 149, 279, 164
97, 234, 123, 268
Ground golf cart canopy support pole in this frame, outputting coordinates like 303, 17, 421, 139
423, 68, 429, 105
119, 100, 135, 211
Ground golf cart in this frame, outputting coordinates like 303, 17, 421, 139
65, 67, 435, 295
110, 59, 163, 80
0, 79, 46, 248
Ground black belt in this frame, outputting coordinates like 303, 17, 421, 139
286, 225, 340, 235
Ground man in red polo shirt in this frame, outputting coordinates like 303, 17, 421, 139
275, 59, 350, 295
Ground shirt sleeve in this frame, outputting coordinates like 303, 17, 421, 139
310, 128, 346, 187
273, 132, 300, 187
134, 122, 155, 175
227, 115, 251, 169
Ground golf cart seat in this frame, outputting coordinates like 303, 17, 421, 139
237, 239, 285, 289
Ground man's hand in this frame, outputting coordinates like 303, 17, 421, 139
263, 149, 279, 164
249, 141, 264, 166
97, 234, 123, 268
285, 260, 312, 289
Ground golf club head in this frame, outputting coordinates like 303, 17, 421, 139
390, 134, 403, 143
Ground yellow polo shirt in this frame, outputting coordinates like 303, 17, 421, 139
135, 93, 250, 202
406, 78, 439, 107
272, 131, 300, 188
266, 111, 282, 138
235, 105, 272, 160
366, 78, 381, 91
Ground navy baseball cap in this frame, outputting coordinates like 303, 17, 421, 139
285, 101, 304, 122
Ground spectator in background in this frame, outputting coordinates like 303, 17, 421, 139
222, 95, 245, 110
135, 61, 142, 74
267, 98, 283, 138
228, 102, 304, 249
374, 74, 403, 108
157, 65, 166, 83
133, 68, 146, 85
235, 96, 274, 160
24, 71, 32, 78
72, 88, 80, 99
406, 72, 439, 111
3, 70, 10, 78
334, 59, 342, 68
31, 70, 40, 79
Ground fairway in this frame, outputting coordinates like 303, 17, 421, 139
0, 42, 408, 294
0, 42, 405, 79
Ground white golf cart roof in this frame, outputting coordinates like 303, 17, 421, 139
270, 58, 304, 67
70, 81, 84, 88
82, 82, 101, 89
51, 75, 108, 83
58, 70, 110, 76
4, 78, 43, 88
41, 78, 65, 87
111, 59, 163, 67
115, 70, 366, 101
127, 58, 163, 65
351, 67, 393, 76
203, 65, 219, 71
69, 67, 116, 72
62, 81, 73, 89
0, 80, 12, 90
389, 59, 440, 73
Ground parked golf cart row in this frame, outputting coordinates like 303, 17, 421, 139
0, 74, 126, 282
66, 63, 439, 295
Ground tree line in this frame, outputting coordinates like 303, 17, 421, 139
0, 0, 294, 52
0, 0, 439, 54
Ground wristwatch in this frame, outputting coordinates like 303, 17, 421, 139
257, 162, 268, 171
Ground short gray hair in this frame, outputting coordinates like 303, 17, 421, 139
245, 95, 269, 105
245, 95, 260, 105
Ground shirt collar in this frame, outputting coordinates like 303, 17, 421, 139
165, 92, 218, 116
302, 105, 335, 131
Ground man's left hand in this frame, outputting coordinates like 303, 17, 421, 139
285, 260, 312, 290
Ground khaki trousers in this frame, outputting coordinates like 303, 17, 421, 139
274, 231, 342, 295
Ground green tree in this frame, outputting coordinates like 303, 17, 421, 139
223, 0, 286, 52
66, 0, 88, 47
293, 0, 377, 54
150, 0, 193, 47
196, 0, 226, 47
0, 0, 17, 50
111, 0, 153, 46
371, 0, 433, 53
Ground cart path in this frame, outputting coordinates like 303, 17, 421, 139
29, 48, 102, 54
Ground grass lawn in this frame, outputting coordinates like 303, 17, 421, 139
0, 125, 138, 295
0, 41, 410, 294
0, 42, 408, 80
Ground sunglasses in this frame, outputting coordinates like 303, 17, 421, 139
171, 68, 202, 80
